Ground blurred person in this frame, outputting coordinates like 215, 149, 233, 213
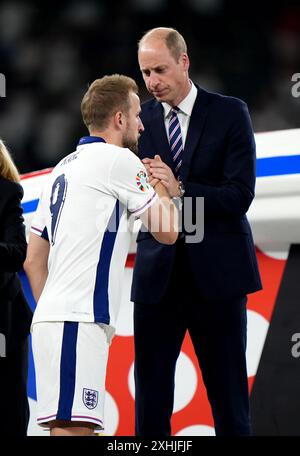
131, 27, 262, 436
24, 74, 178, 437
0, 139, 32, 436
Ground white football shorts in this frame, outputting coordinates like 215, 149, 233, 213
32, 321, 109, 431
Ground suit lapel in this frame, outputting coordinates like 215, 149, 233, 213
180, 86, 210, 182
146, 102, 175, 170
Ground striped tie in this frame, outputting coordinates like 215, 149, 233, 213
168, 107, 183, 177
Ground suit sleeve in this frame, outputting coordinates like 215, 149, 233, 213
184, 101, 256, 217
0, 184, 27, 272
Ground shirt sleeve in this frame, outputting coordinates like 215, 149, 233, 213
109, 149, 158, 217
30, 195, 49, 241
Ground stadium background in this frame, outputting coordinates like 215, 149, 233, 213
1, 0, 300, 172
1, 0, 300, 436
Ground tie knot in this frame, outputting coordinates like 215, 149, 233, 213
171, 106, 179, 115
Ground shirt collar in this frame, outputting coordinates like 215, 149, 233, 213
162, 81, 198, 119
77, 136, 106, 146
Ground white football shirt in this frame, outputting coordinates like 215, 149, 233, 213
30, 136, 157, 330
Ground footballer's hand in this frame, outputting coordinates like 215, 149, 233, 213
142, 158, 159, 188
144, 155, 179, 197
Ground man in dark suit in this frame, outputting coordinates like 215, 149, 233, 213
131, 27, 262, 436
0, 173, 33, 436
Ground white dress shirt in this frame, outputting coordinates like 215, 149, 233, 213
162, 81, 198, 148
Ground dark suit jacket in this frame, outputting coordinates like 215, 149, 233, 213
0, 176, 32, 354
131, 85, 262, 303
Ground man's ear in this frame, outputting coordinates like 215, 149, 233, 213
180, 53, 190, 72
114, 111, 124, 129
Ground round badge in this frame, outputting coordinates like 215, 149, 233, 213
136, 170, 150, 192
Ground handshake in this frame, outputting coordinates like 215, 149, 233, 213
142, 155, 182, 199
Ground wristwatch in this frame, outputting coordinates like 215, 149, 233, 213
171, 196, 183, 211
171, 180, 185, 211
177, 180, 185, 199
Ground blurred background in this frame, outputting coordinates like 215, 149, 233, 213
0, 0, 299, 173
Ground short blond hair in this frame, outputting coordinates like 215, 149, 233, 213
0, 139, 20, 183
81, 74, 138, 131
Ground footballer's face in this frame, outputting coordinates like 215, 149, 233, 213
122, 91, 144, 155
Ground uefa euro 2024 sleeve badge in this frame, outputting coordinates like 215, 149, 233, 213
136, 169, 151, 192
83, 388, 98, 409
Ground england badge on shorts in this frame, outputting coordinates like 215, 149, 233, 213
83, 388, 98, 409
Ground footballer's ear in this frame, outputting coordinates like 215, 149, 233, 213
114, 111, 124, 129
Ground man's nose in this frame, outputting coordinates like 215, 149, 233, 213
139, 119, 145, 133
148, 73, 159, 89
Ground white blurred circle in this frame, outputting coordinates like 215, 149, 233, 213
174, 352, 198, 412
115, 268, 134, 337
175, 424, 215, 436
128, 361, 135, 400
128, 351, 198, 413
103, 391, 119, 436
255, 243, 290, 260
246, 309, 269, 377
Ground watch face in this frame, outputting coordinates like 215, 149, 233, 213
178, 181, 185, 197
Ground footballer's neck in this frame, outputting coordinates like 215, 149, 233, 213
89, 129, 123, 148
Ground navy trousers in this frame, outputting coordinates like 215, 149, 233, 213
134, 243, 251, 436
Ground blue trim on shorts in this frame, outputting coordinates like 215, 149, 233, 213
56, 322, 79, 421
